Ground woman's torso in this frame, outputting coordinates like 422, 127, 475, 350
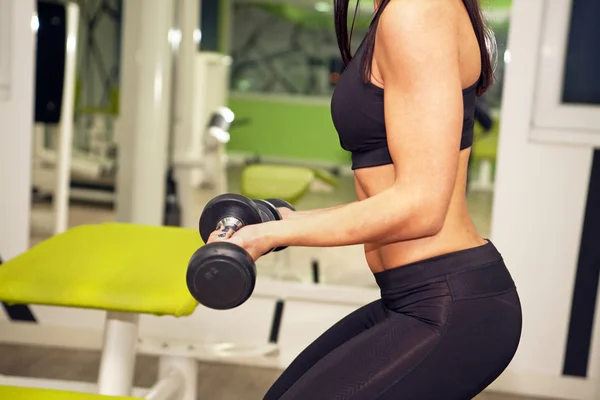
333, 0, 487, 273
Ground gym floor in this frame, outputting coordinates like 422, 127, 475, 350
5, 166, 542, 399
0, 344, 536, 400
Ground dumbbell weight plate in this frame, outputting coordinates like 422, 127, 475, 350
186, 241, 256, 310
254, 199, 287, 252
252, 199, 281, 223
199, 193, 263, 244
264, 198, 295, 252
265, 198, 295, 214
252, 199, 283, 255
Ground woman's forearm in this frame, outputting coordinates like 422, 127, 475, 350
277, 202, 355, 220
264, 187, 445, 248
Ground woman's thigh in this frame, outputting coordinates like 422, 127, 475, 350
271, 290, 521, 400
276, 312, 440, 400
264, 300, 389, 400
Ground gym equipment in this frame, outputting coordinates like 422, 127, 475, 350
0, 385, 136, 400
198, 193, 263, 244
190, 193, 262, 310
0, 223, 201, 399
163, 167, 182, 227
197, 193, 294, 247
240, 163, 337, 282
263, 197, 295, 216
34, 2, 66, 124
188, 193, 294, 310
187, 241, 256, 310
241, 164, 317, 204
256, 198, 295, 252
30, 1, 79, 235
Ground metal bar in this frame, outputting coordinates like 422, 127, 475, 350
144, 369, 184, 400
97, 312, 139, 396
53, 3, 80, 234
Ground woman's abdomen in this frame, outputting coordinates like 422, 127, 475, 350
354, 150, 484, 273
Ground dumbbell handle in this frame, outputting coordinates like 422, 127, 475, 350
215, 216, 244, 233
212, 206, 275, 255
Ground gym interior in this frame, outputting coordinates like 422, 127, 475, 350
1, 0, 599, 399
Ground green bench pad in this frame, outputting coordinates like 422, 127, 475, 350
0, 223, 201, 317
241, 164, 315, 204
0, 386, 136, 399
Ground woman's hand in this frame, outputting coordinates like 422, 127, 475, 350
206, 223, 277, 262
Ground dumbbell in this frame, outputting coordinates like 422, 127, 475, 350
253, 198, 295, 252
197, 194, 294, 251
186, 193, 294, 310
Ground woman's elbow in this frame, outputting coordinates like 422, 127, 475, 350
404, 201, 448, 239
381, 215, 442, 244
377, 189, 449, 243
416, 213, 445, 237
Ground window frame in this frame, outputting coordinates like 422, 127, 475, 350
531, 0, 600, 147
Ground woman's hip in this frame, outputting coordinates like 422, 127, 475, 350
373, 240, 521, 330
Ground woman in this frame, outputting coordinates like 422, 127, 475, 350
210, 0, 522, 398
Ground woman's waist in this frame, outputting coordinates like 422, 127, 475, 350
372, 239, 514, 300
368, 228, 489, 274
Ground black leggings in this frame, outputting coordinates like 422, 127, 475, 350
264, 241, 522, 400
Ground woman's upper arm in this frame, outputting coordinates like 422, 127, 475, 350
377, 0, 464, 212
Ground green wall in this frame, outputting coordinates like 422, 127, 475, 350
227, 95, 351, 164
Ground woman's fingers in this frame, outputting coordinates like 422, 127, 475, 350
207, 226, 235, 243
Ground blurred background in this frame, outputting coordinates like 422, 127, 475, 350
1, 0, 600, 399
28, 0, 511, 284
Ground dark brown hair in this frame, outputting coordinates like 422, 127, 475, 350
334, 0, 495, 96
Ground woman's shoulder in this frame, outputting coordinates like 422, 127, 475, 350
372, 0, 463, 88
376, 0, 459, 35
374, 0, 460, 53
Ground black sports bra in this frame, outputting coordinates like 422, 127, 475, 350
331, 37, 478, 170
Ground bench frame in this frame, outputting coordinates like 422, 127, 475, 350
0, 312, 198, 400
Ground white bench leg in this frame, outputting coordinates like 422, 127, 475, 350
471, 159, 495, 192
157, 356, 197, 400
97, 312, 139, 396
